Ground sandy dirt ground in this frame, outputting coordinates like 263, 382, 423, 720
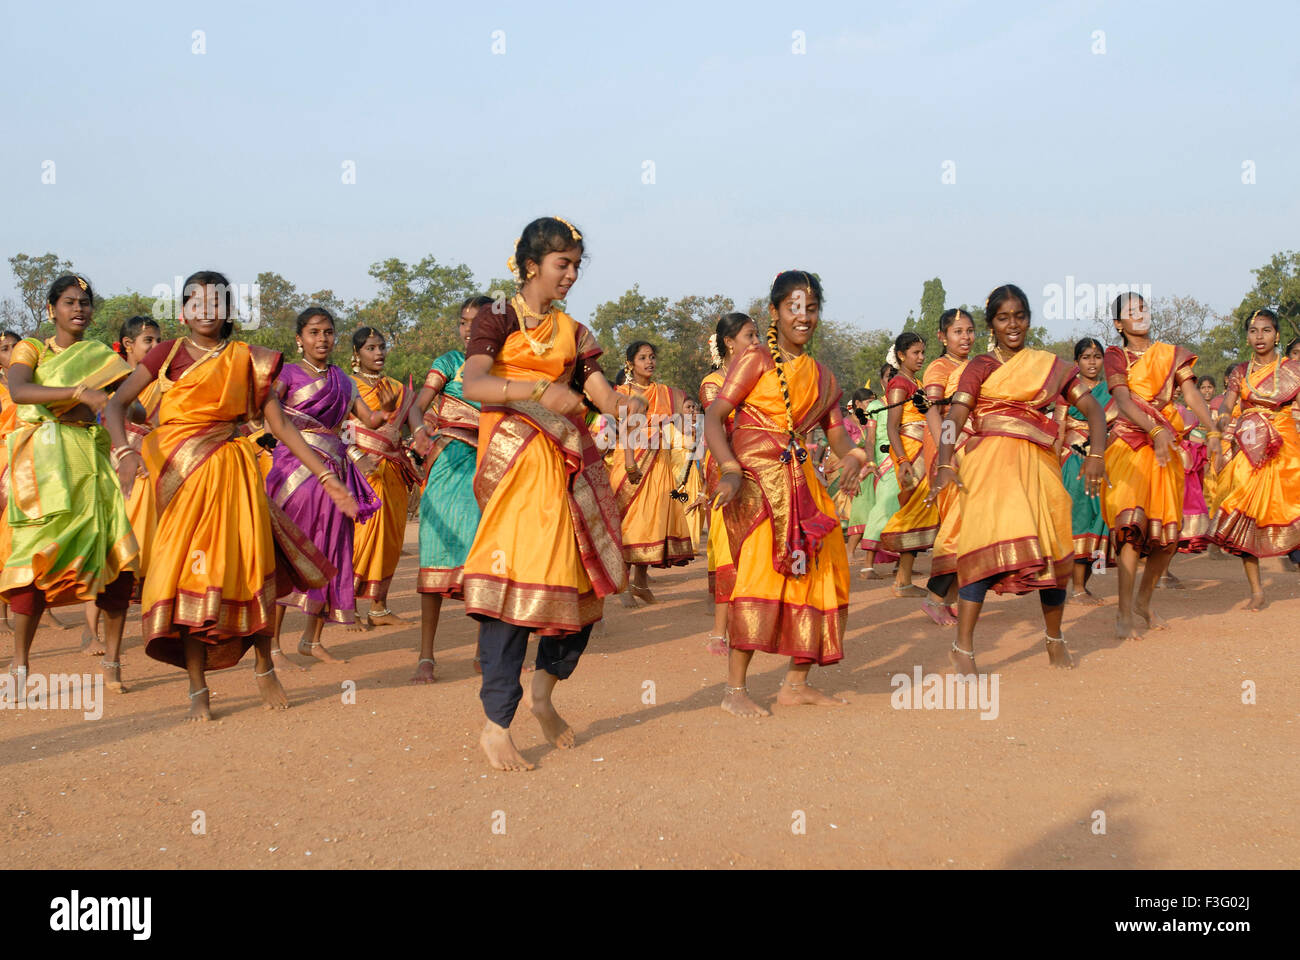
1, 523, 1295, 869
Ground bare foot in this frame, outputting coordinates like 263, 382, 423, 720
1247, 592, 1269, 612
620, 592, 638, 608
948, 646, 979, 676
472, 656, 482, 674
480, 721, 534, 771
409, 658, 437, 684
255, 669, 290, 710
1133, 601, 1169, 631
1157, 573, 1184, 590
81, 630, 105, 656
346, 615, 371, 633
187, 688, 212, 722
892, 584, 926, 598
921, 598, 958, 626
860, 567, 885, 580
299, 640, 347, 664
1071, 590, 1106, 606
1045, 637, 1074, 668
531, 696, 576, 748
102, 661, 128, 694
1115, 615, 1144, 641
367, 608, 404, 627
630, 584, 655, 604
704, 634, 728, 656
776, 681, 846, 706
720, 686, 770, 717
0, 619, 12, 635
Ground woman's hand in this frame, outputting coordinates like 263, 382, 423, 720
1208, 437, 1224, 474
322, 474, 360, 519
1078, 455, 1107, 499
686, 492, 710, 515
81, 387, 110, 415
712, 473, 741, 508
924, 464, 964, 506
115, 450, 146, 495
1151, 429, 1175, 468
376, 378, 399, 412
617, 393, 647, 419
411, 428, 433, 457
897, 459, 916, 490
540, 382, 585, 416
838, 450, 868, 498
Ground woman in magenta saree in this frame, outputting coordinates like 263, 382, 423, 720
265, 314, 380, 662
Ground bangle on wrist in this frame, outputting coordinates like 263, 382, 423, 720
501, 380, 509, 402
316, 469, 337, 485
937, 463, 957, 475
529, 379, 549, 402
72, 384, 87, 402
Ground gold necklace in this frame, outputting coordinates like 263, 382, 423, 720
357, 370, 383, 384
184, 336, 227, 371
512, 294, 558, 356
993, 345, 1019, 364
1248, 353, 1281, 401
300, 357, 329, 377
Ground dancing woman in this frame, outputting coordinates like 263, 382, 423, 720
699, 312, 759, 654
706, 270, 866, 717
928, 284, 1107, 671
408, 294, 492, 683
459, 216, 641, 771
880, 332, 940, 594
348, 325, 418, 628
1210, 308, 1300, 609
608, 340, 693, 603
918, 308, 975, 625
103, 272, 357, 720
1, 276, 138, 693
266, 308, 384, 663
1101, 292, 1221, 640
1055, 337, 1111, 603
0, 329, 23, 632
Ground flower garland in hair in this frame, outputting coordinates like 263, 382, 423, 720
884, 344, 899, 370
708, 333, 723, 368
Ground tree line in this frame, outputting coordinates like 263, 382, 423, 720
5, 250, 1298, 397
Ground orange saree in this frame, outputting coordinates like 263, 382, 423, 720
718, 347, 848, 665
461, 307, 625, 635
880, 372, 939, 552
1102, 343, 1196, 553
140, 340, 333, 670
948, 349, 1084, 592
349, 374, 419, 599
701, 370, 736, 601
607, 380, 694, 567
929, 358, 971, 577
1211, 358, 1300, 557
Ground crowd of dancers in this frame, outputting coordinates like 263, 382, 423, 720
3, 216, 1297, 772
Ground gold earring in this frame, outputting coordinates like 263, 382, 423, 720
297, 342, 303, 355
526, 269, 537, 280
351, 354, 360, 373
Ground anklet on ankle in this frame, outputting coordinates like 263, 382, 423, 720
418, 658, 436, 667
780, 679, 806, 688
101, 660, 121, 669
254, 666, 275, 678
951, 641, 975, 657
188, 687, 209, 699
369, 607, 392, 618
1044, 634, 1066, 646
724, 684, 748, 694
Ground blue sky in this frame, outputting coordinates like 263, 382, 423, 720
2, 0, 1296, 337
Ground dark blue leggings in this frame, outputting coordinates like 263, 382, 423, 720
958, 574, 1066, 608
477, 618, 593, 728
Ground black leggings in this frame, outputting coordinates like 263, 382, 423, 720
477, 618, 593, 728
926, 572, 957, 598
958, 574, 1066, 608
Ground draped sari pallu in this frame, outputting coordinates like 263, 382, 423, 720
141, 342, 335, 670
700, 370, 736, 601
267, 364, 379, 622
1103, 342, 1196, 553
349, 374, 419, 599
880, 374, 939, 553
929, 359, 972, 577
462, 314, 625, 635
950, 350, 1080, 593
0, 339, 137, 605
720, 350, 848, 665
418, 350, 483, 596
0, 381, 20, 571
1211, 358, 1300, 558
124, 378, 163, 586
607, 381, 694, 567
1176, 411, 1211, 553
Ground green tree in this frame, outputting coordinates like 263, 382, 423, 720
589, 285, 670, 379
360, 256, 479, 382
1234, 250, 1300, 340
8, 252, 75, 332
